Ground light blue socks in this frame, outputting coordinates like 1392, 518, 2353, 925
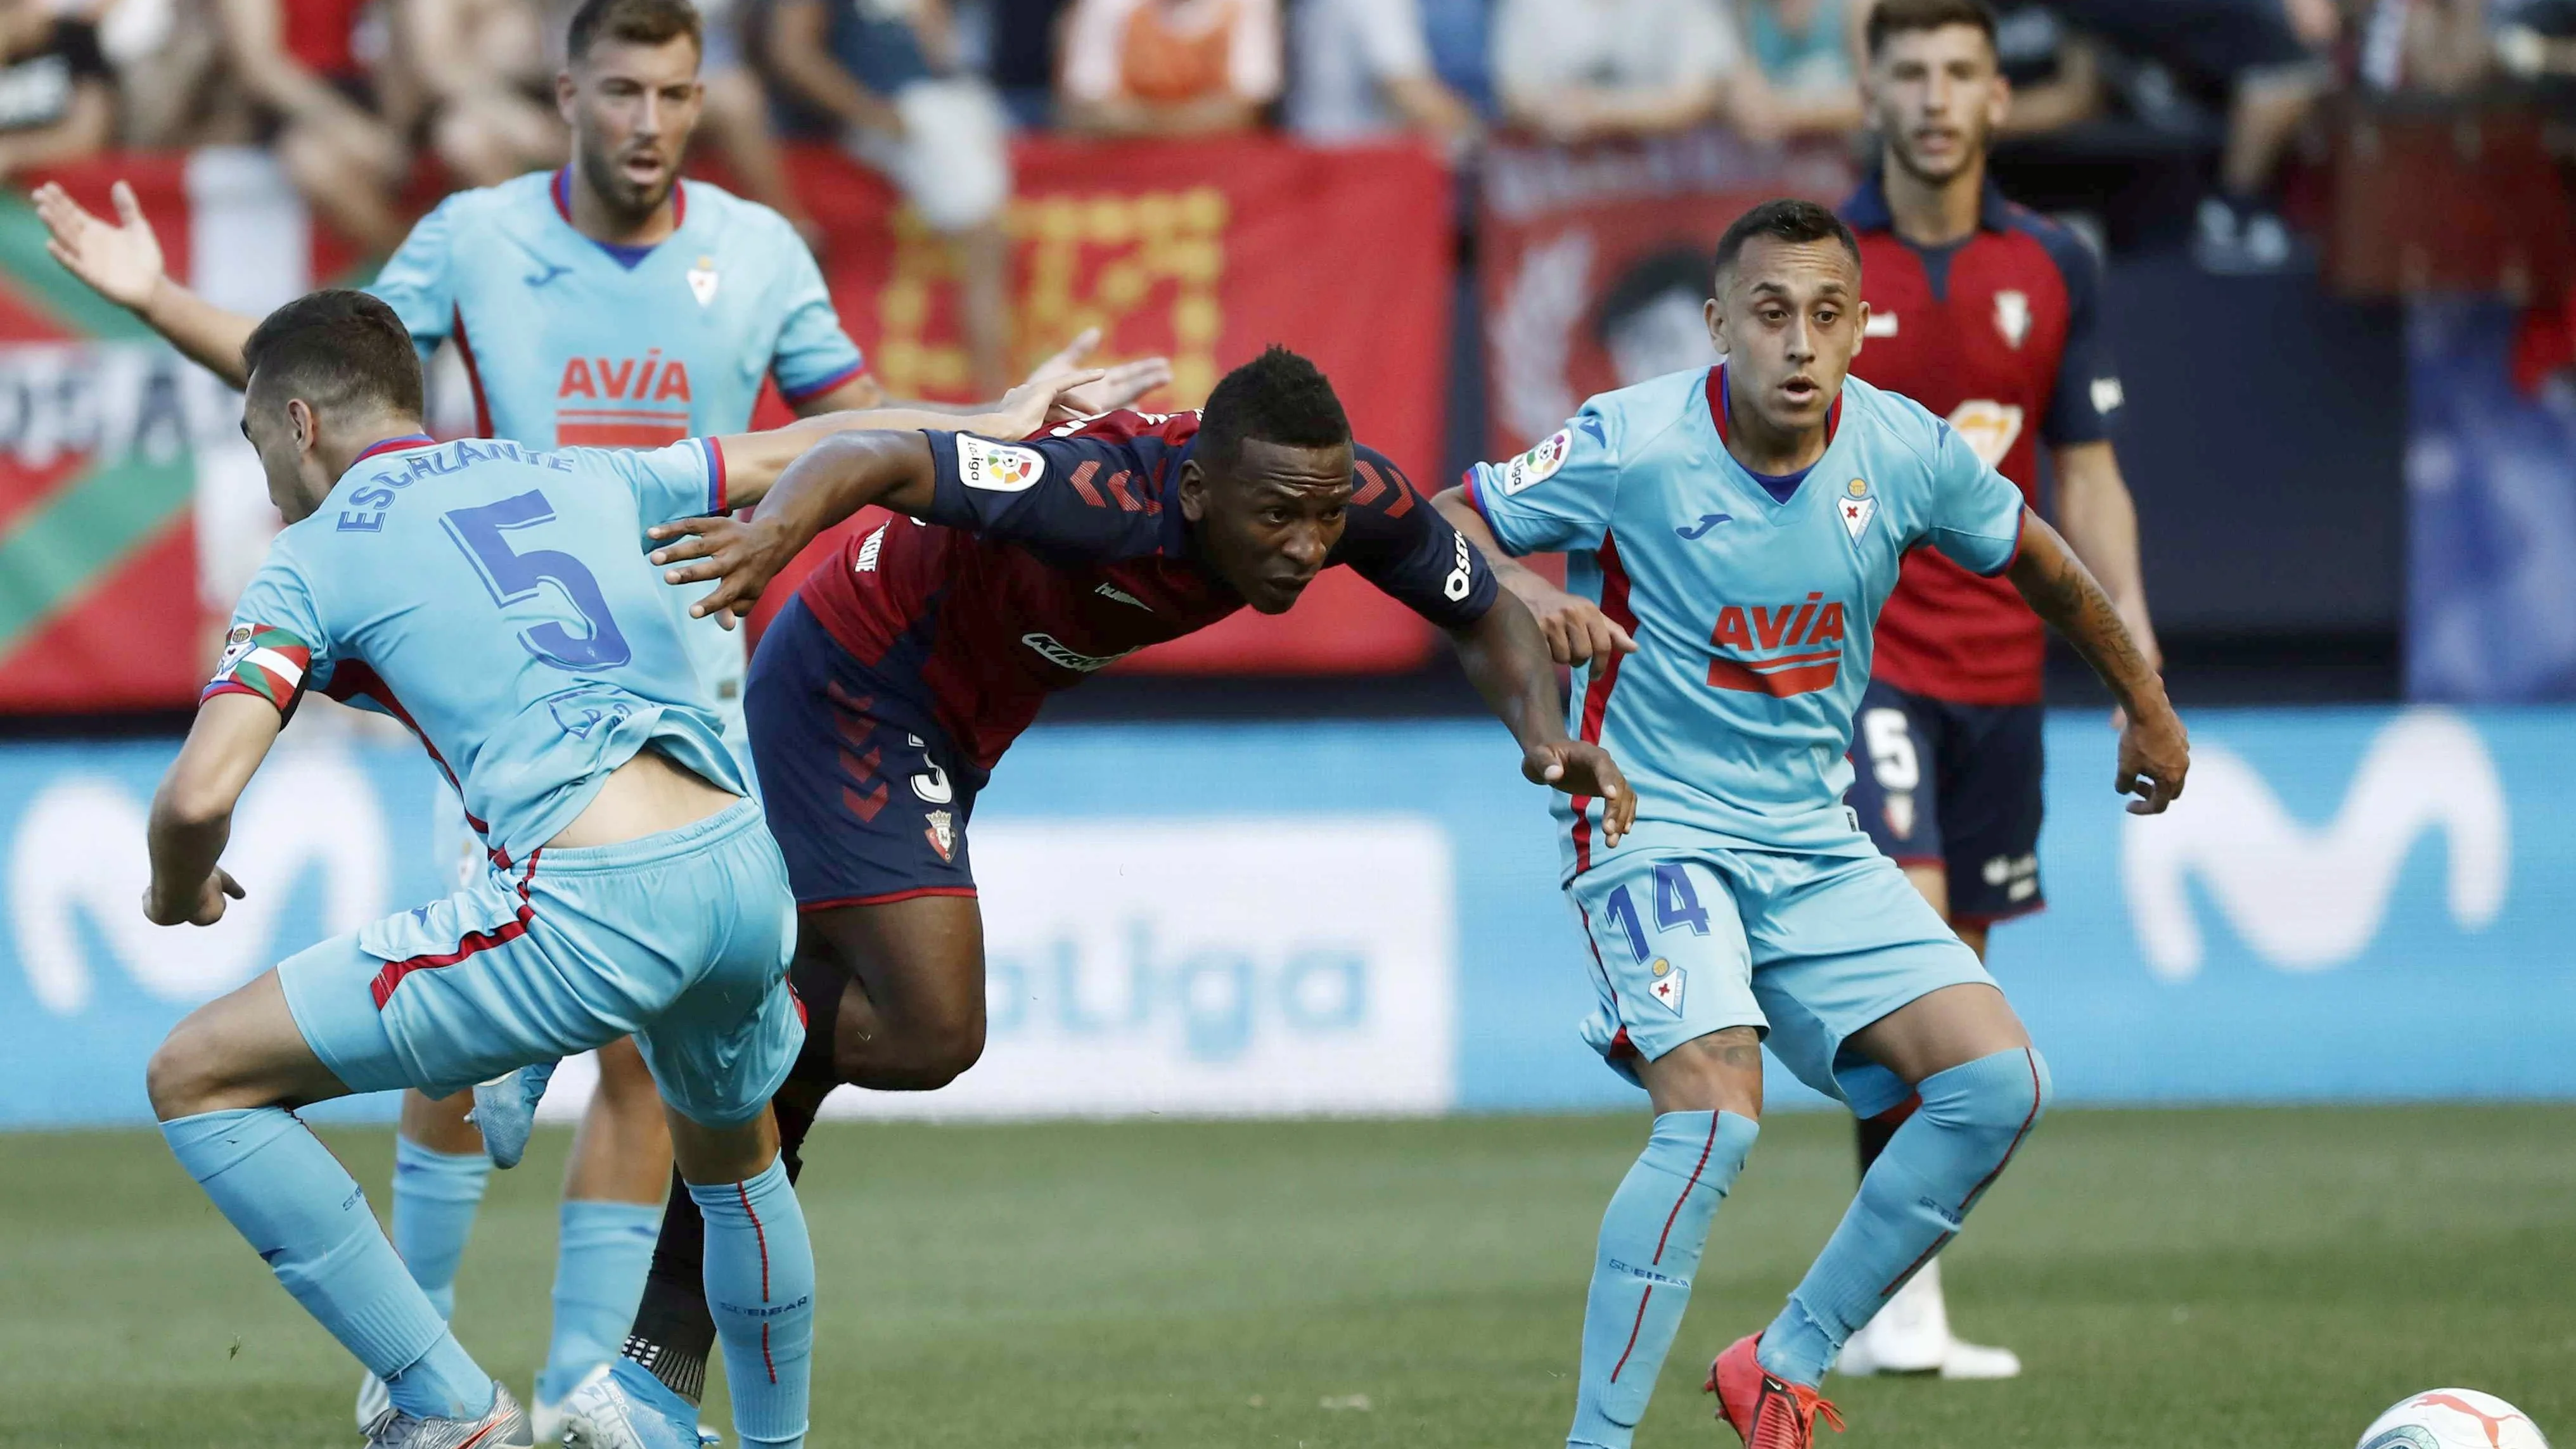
390, 1136, 489, 1322
162, 1108, 495, 1420
1759, 1047, 2053, 1386
1569, 1110, 1761, 1449
537, 1199, 664, 1404
692, 1158, 814, 1449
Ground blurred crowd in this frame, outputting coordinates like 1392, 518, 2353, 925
2, 0, 2570, 276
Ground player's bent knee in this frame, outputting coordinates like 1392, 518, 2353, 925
145, 1014, 246, 1121
842, 1013, 985, 1091
1922, 1044, 2053, 1151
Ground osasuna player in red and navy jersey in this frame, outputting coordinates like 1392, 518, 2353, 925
539, 347, 1636, 1446
1835, 0, 2160, 1379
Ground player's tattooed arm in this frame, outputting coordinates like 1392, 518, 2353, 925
2005, 509, 2191, 815
1448, 587, 1637, 845
142, 693, 278, 926
1432, 488, 1637, 668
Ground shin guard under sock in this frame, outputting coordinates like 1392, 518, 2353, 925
691, 1159, 814, 1448
389, 1136, 489, 1322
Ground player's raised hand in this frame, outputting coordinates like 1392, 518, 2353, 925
2115, 701, 2189, 815
142, 866, 245, 928
992, 366, 1108, 438
35, 179, 167, 312
649, 513, 793, 628
1525, 740, 1636, 845
1020, 326, 1174, 419
1506, 573, 1637, 669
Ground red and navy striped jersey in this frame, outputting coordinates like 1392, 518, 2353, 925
1842, 175, 2123, 705
795, 410, 1499, 767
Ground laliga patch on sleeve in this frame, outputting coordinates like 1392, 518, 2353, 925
958, 434, 1048, 492
1499, 428, 1573, 495
2091, 376, 2125, 415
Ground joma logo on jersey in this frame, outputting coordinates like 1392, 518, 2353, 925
1705, 592, 1847, 697
556, 354, 692, 402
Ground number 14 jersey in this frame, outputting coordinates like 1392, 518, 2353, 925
203, 435, 745, 859
1464, 367, 2026, 880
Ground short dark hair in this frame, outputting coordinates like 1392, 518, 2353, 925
1864, 0, 1998, 58
566, 0, 702, 63
1712, 200, 1862, 286
241, 290, 425, 421
1196, 345, 1352, 474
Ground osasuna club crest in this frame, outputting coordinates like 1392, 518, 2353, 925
924, 809, 956, 862
1837, 477, 1876, 542
1992, 289, 2031, 348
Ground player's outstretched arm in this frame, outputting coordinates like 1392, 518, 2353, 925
143, 693, 281, 926
33, 181, 259, 388
1448, 588, 1636, 845
1432, 487, 1637, 668
650, 430, 940, 625
2004, 509, 2191, 815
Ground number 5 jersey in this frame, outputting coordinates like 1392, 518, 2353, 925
204, 435, 744, 860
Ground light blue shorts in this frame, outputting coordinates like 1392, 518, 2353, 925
1568, 845, 1993, 1118
281, 798, 803, 1128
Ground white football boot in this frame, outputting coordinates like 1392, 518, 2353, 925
1834, 1259, 2022, 1380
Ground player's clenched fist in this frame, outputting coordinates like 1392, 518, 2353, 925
1525, 740, 1636, 846
143, 867, 245, 928
650, 514, 795, 627
2116, 704, 2189, 815
1504, 573, 1637, 669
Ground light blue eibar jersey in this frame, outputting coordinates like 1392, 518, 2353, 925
204, 436, 748, 859
1467, 367, 2027, 878
366, 170, 866, 743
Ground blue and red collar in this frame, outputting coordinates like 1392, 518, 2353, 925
550, 167, 687, 238
1840, 170, 2015, 235
1706, 365, 1842, 451
352, 432, 439, 464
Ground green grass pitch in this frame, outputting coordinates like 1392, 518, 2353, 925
6, 1104, 2573, 1447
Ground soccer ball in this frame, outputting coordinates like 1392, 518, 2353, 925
2358, 1389, 2550, 1449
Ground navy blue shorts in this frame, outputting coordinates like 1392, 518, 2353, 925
748, 596, 988, 910
1843, 678, 2045, 925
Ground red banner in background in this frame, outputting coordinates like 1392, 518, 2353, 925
750, 135, 1459, 674
1475, 131, 1850, 461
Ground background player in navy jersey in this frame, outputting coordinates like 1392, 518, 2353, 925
1828, 0, 2160, 1380
532, 346, 1636, 1446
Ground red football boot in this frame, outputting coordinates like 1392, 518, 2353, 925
1705, 1334, 1845, 1449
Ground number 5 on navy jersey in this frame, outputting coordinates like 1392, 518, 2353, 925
1603, 861, 1715, 961
444, 490, 632, 670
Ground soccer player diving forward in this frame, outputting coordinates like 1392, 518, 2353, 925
138, 290, 1105, 1449
519, 345, 1636, 1448
1432, 201, 2189, 1448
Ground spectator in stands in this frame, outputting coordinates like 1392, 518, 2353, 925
1284, 0, 1478, 151
982, 0, 1067, 124
218, 0, 409, 252
2055, 0, 2336, 271
1728, 0, 1864, 140
1491, 0, 1737, 143
1057, 0, 1282, 136
1416, 0, 1493, 118
400, 0, 563, 186
760, 0, 1012, 391
0, 0, 116, 176
685, 0, 816, 245
1986, 0, 2108, 135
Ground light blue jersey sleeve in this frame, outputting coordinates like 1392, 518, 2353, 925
565, 438, 728, 530
200, 551, 337, 715
365, 195, 461, 362
766, 227, 866, 407
1463, 406, 1623, 555
1920, 418, 2027, 577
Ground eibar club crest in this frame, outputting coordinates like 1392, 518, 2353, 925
1648, 957, 1687, 1015
924, 809, 956, 862
1993, 289, 2031, 348
1838, 477, 1876, 542
686, 255, 719, 307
